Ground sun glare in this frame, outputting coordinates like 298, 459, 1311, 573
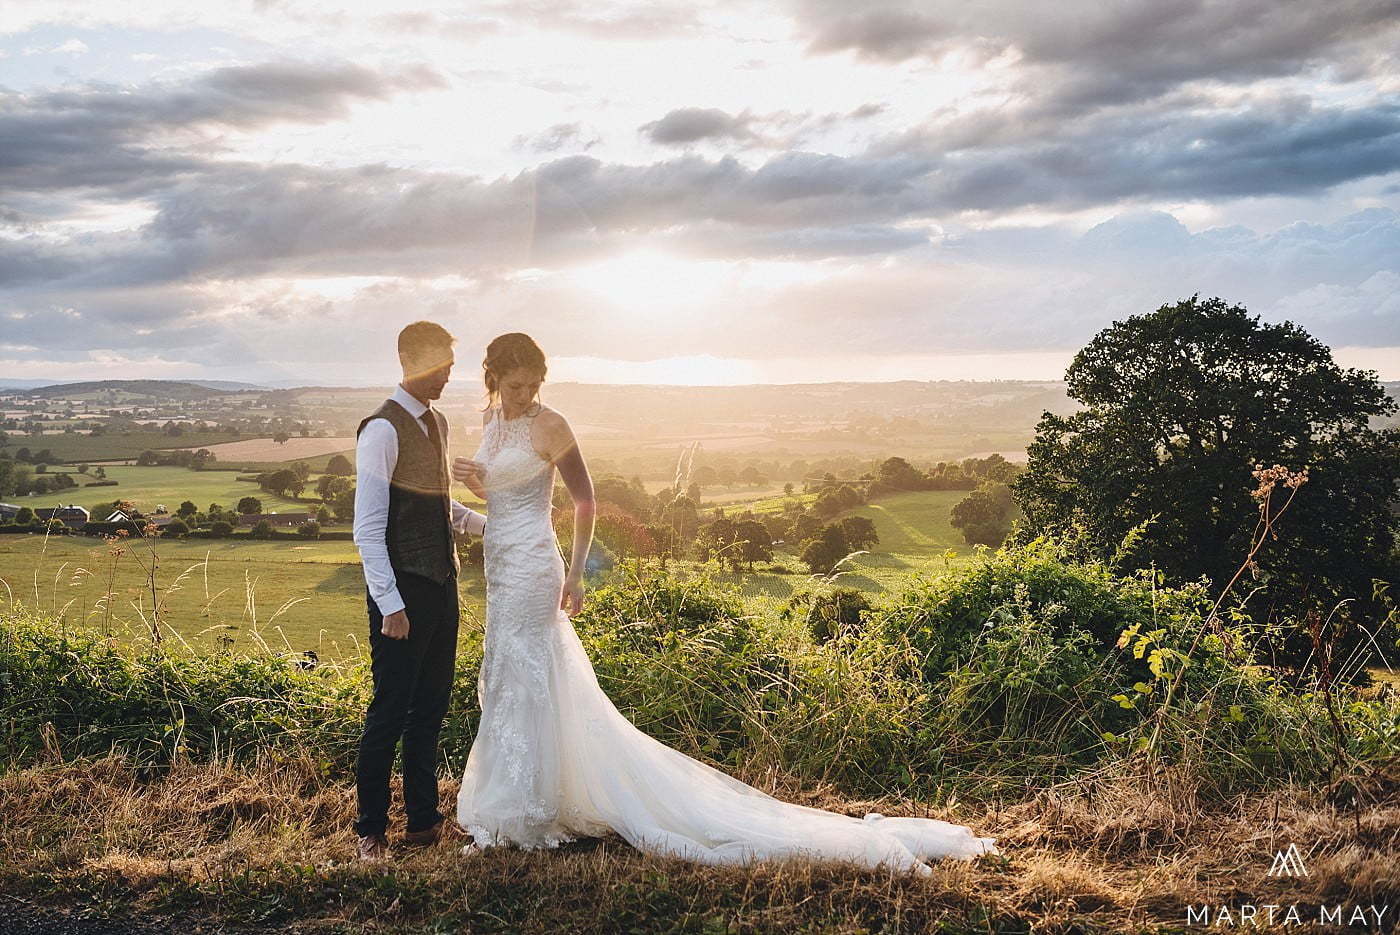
566, 249, 836, 318
567, 250, 732, 314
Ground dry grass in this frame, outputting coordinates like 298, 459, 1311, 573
2, 753, 1397, 934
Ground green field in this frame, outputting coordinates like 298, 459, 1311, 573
0, 534, 489, 660
10, 465, 312, 516
2, 432, 357, 475
0, 490, 976, 660
704, 490, 977, 613
1, 431, 241, 462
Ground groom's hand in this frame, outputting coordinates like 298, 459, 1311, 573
381, 610, 410, 639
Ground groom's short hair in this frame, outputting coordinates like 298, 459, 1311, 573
398, 321, 455, 369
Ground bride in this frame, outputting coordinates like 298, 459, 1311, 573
452, 332, 998, 876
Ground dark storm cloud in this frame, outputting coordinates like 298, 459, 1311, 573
0, 61, 445, 195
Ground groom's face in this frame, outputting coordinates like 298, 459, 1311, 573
403, 350, 454, 401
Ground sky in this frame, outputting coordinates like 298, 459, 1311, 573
2, 0, 1399, 387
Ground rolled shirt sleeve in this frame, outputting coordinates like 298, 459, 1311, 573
352, 418, 405, 617
451, 500, 487, 537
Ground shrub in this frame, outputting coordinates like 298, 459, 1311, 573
0, 612, 371, 769
570, 562, 780, 764
0, 552, 1392, 801
250, 520, 275, 539
781, 586, 873, 643
163, 519, 190, 538
297, 521, 321, 539
209, 521, 233, 538
866, 531, 1300, 786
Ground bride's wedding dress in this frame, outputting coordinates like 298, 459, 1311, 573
455, 405, 998, 876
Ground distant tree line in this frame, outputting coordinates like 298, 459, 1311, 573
136, 448, 216, 469
540, 453, 1021, 576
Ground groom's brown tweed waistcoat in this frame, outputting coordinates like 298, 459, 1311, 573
357, 399, 459, 584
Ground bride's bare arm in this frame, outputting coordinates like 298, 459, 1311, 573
451, 408, 493, 496
536, 409, 594, 615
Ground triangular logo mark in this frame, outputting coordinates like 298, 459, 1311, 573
1266, 843, 1308, 877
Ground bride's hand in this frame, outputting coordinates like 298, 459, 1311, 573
453, 457, 487, 497
560, 574, 584, 617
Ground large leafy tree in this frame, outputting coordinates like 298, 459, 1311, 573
1012, 295, 1400, 651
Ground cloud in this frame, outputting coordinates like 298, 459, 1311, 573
875, 92, 1400, 210
0, 146, 946, 296
932, 206, 1400, 347
639, 104, 884, 149
804, 7, 953, 63
641, 107, 758, 145
0, 61, 445, 195
6, 115, 1399, 301
795, 0, 1400, 142
513, 122, 602, 154
1270, 270, 1400, 345
5, 201, 1395, 372
1, 7, 1397, 379
481, 0, 705, 39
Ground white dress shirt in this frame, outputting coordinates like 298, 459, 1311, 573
353, 384, 486, 617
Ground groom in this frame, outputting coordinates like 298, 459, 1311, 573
351, 320, 486, 862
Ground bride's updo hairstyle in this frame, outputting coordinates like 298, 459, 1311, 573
482, 332, 547, 411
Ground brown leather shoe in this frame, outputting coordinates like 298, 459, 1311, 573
401, 819, 446, 847
401, 826, 438, 847
357, 833, 389, 862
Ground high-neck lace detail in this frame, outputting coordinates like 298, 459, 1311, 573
480, 405, 539, 462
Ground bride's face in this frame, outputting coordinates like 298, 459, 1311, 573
498, 366, 544, 413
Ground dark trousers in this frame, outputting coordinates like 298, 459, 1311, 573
354, 571, 460, 837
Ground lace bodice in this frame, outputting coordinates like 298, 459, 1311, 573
474, 405, 556, 549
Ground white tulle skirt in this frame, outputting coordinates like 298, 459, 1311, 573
455, 562, 998, 876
